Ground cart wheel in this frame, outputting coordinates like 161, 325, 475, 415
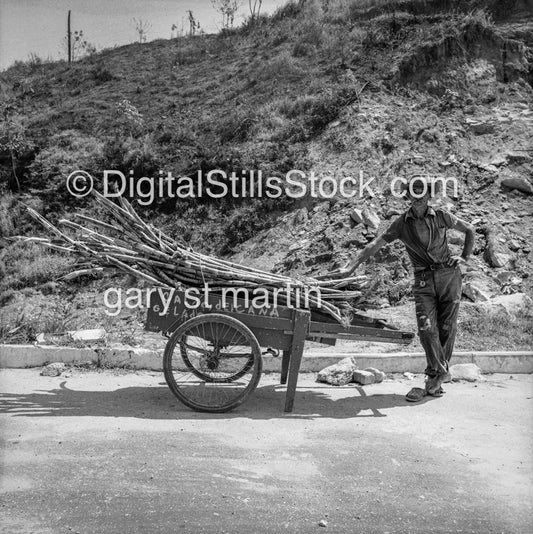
163, 314, 262, 413
180, 335, 255, 383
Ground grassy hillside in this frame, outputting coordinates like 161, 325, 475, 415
0, 0, 532, 348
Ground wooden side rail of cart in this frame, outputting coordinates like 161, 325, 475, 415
145, 289, 415, 413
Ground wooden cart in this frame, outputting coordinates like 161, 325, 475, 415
145, 289, 414, 413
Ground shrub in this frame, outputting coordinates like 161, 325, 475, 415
217, 107, 259, 143
91, 63, 115, 83
292, 41, 316, 58
223, 203, 271, 250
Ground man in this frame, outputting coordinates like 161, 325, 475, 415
322, 176, 475, 401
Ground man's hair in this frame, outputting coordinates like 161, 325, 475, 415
401, 174, 443, 197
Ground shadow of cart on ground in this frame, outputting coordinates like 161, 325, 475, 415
0, 381, 439, 421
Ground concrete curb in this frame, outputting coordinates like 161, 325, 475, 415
0, 344, 532, 374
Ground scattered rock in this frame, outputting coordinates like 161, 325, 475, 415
501, 177, 533, 195
484, 231, 512, 268
485, 293, 532, 316
385, 207, 403, 219
403, 372, 416, 380
350, 208, 364, 225
313, 201, 331, 213
362, 207, 380, 230
364, 367, 385, 383
317, 357, 357, 386
40, 362, 67, 377
353, 370, 375, 385
507, 239, 522, 252
495, 271, 512, 284
450, 363, 483, 382
318, 519, 328, 527
462, 281, 491, 302
505, 151, 532, 165
288, 239, 309, 252
291, 207, 308, 225
68, 328, 107, 342
489, 155, 507, 167
465, 117, 495, 135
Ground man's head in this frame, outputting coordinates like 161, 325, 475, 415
402, 175, 437, 209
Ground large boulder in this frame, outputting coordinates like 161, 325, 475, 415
450, 363, 483, 382
484, 231, 512, 268
501, 177, 533, 195
40, 362, 67, 377
317, 357, 357, 386
484, 293, 532, 316
363, 367, 386, 383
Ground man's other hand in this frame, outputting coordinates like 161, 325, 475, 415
446, 256, 466, 268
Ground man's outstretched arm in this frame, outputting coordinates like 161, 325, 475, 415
316, 237, 387, 280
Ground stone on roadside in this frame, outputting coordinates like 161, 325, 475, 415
68, 328, 107, 342
317, 357, 357, 386
40, 362, 67, 377
353, 370, 375, 385
364, 367, 386, 383
501, 177, 533, 195
450, 363, 483, 382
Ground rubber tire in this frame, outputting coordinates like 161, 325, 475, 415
163, 314, 262, 413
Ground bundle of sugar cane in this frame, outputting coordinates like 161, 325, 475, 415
20, 191, 371, 323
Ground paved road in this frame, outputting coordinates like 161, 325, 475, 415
1, 369, 532, 533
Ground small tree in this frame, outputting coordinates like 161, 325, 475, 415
211, 0, 241, 29
133, 18, 151, 43
61, 29, 96, 61
187, 10, 201, 36
248, 0, 262, 25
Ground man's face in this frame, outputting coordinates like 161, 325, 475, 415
408, 188, 430, 208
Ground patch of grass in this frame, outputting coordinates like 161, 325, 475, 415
0, 191, 17, 237
253, 51, 305, 82
0, 241, 74, 291
457, 305, 533, 351
0, 297, 75, 344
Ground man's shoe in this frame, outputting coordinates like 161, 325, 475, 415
406, 387, 426, 402
426, 375, 444, 396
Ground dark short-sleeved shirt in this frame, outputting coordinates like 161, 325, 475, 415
381, 207, 458, 271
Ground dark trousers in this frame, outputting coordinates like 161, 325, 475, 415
413, 266, 462, 378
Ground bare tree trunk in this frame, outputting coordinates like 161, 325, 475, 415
67, 10, 72, 63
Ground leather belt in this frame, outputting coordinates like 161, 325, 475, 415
417, 263, 448, 273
